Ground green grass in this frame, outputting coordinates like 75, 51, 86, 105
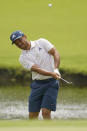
0, 120, 87, 127
0, 0, 87, 73
0, 120, 87, 131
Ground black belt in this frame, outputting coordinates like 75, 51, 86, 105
34, 78, 55, 83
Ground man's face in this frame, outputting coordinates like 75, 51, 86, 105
14, 35, 28, 50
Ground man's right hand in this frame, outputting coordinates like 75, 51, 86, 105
51, 72, 61, 80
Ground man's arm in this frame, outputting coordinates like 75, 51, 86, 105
48, 48, 60, 69
39, 38, 60, 68
31, 64, 60, 79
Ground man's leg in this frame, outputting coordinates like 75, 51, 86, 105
29, 112, 39, 119
29, 81, 42, 120
41, 80, 59, 120
42, 108, 51, 119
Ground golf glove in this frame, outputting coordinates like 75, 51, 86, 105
54, 68, 61, 78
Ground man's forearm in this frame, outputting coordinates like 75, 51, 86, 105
48, 48, 60, 69
54, 51, 60, 68
31, 65, 53, 76
31, 64, 60, 79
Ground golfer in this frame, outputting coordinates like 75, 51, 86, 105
10, 31, 61, 120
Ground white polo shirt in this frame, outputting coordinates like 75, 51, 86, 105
19, 38, 55, 80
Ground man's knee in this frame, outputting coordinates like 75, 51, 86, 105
42, 108, 51, 119
29, 112, 39, 119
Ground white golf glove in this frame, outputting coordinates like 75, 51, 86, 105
54, 68, 61, 78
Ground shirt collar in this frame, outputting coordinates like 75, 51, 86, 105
22, 41, 36, 53
30, 41, 36, 49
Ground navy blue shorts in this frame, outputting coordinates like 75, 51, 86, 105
28, 78, 59, 112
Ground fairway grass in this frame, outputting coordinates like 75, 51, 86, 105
0, 127, 87, 131
0, 120, 87, 131
0, 0, 87, 73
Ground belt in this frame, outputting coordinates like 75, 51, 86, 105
34, 78, 55, 83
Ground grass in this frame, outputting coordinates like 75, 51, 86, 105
0, 120, 87, 127
0, 128, 87, 131
0, 120, 87, 131
0, 0, 87, 73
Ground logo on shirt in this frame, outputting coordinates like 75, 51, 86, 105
39, 47, 42, 51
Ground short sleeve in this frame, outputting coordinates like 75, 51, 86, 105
39, 38, 54, 52
19, 55, 34, 71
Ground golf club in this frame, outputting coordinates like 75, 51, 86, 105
60, 77, 72, 84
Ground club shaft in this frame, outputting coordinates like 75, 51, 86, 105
60, 77, 72, 84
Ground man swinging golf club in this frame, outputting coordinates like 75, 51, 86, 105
10, 31, 61, 120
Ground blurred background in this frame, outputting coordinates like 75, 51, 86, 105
0, 0, 87, 120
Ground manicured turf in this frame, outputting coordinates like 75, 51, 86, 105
0, 120, 87, 131
0, 0, 87, 73
0, 127, 87, 131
